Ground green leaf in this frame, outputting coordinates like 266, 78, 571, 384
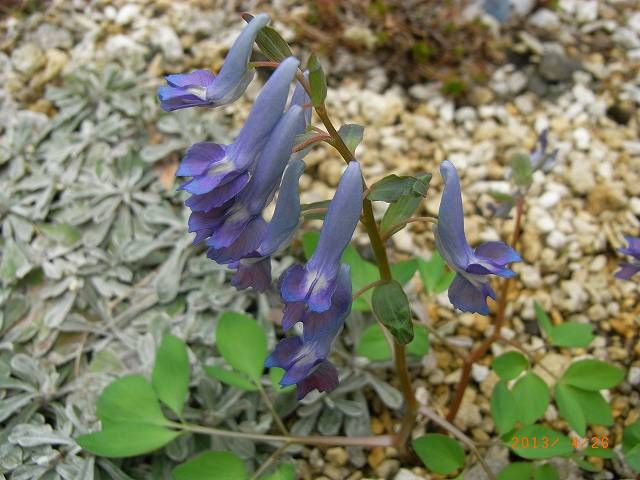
550, 323, 594, 348
216, 312, 267, 382
561, 359, 624, 391
509, 425, 573, 459
497, 463, 534, 480
624, 419, 640, 453
38, 223, 81, 246
417, 252, 455, 295
152, 335, 189, 417
96, 375, 168, 427
260, 463, 295, 480
337, 124, 364, 155
356, 323, 390, 361
489, 190, 515, 203
371, 280, 413, 345
379, 173, 431, 237
534, 302, 553, 336
626, 444, 640, 473
585, 443, 614, 458
570, 388, 613, 426
407, 325, 430, 357
357, 323, 428, 361
573, 458, 600, 472
492, 351, 529, 381
269, 368, 295, 394
307, 54, 327, 107
491, 381, 518, 434
77, 423, 180, 458
173, 451, 248, 480
512, 372, 550, 425
0, 239, 31, 285
390, 259, 418, 285
240, 13, 293, 62
534, 464, 559, 480
511, 153, 533, 187
204, 366, 257, 391
367, 175, 422, 203
623, 419, 640, 471
555, 383, 586, 436
413, 434, 465, 474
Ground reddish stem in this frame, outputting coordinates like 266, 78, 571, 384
446, 196, 525, 423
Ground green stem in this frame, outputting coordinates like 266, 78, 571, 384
250, 443, 291, 480
168, 421, 394, 448
255, 381, 289, 436
314, 100, 417, 452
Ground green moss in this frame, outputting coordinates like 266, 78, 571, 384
412, 41, 436, 63
441, 78, 467, 98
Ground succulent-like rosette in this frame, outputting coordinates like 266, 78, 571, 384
435, 160, 521, 315
279, 161, 363, 312
615, 236, 640, 280
158, 14, 269, 111
265, 265, 352, 399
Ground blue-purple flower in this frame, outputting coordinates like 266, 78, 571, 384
230, 160, 306, 292
279, 161, 363, 312
615, 236, 640, 280
158, 14, 269, 111
435, 160, 521, 315
530, 129, 558, 173
205, 104, 304, 263
265, 265, 352, 399
178, 57, 299, 200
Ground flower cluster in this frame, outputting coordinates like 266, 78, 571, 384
159, 15, 361, 399
435, 161, 521, 315
268, 161, 362, 398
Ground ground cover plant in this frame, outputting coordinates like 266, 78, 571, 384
69, 12, 639, 479
1, 2, 639, 479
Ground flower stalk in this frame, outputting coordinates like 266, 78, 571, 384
313, 97, 417, 452
446, 195, 525, 423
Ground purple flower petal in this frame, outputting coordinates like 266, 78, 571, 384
620, 236, 640, 260
206, 217, 266, 264
176, 142, 225, 177
433, 160, 474, 271
188, 208, 227, 244
302, 265, 351, 345
475, 241, 522, 265
280, 161, 362, 312
264, 336, 303, 369
184, 173, 249, 212
448, 273, 492, 315
231, 257, 272, 292
257, 159, 305, 257
282, 302, 305, 331
229, 57, 300, 161
296, 360, 339, 399
615, 263, 640, 280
